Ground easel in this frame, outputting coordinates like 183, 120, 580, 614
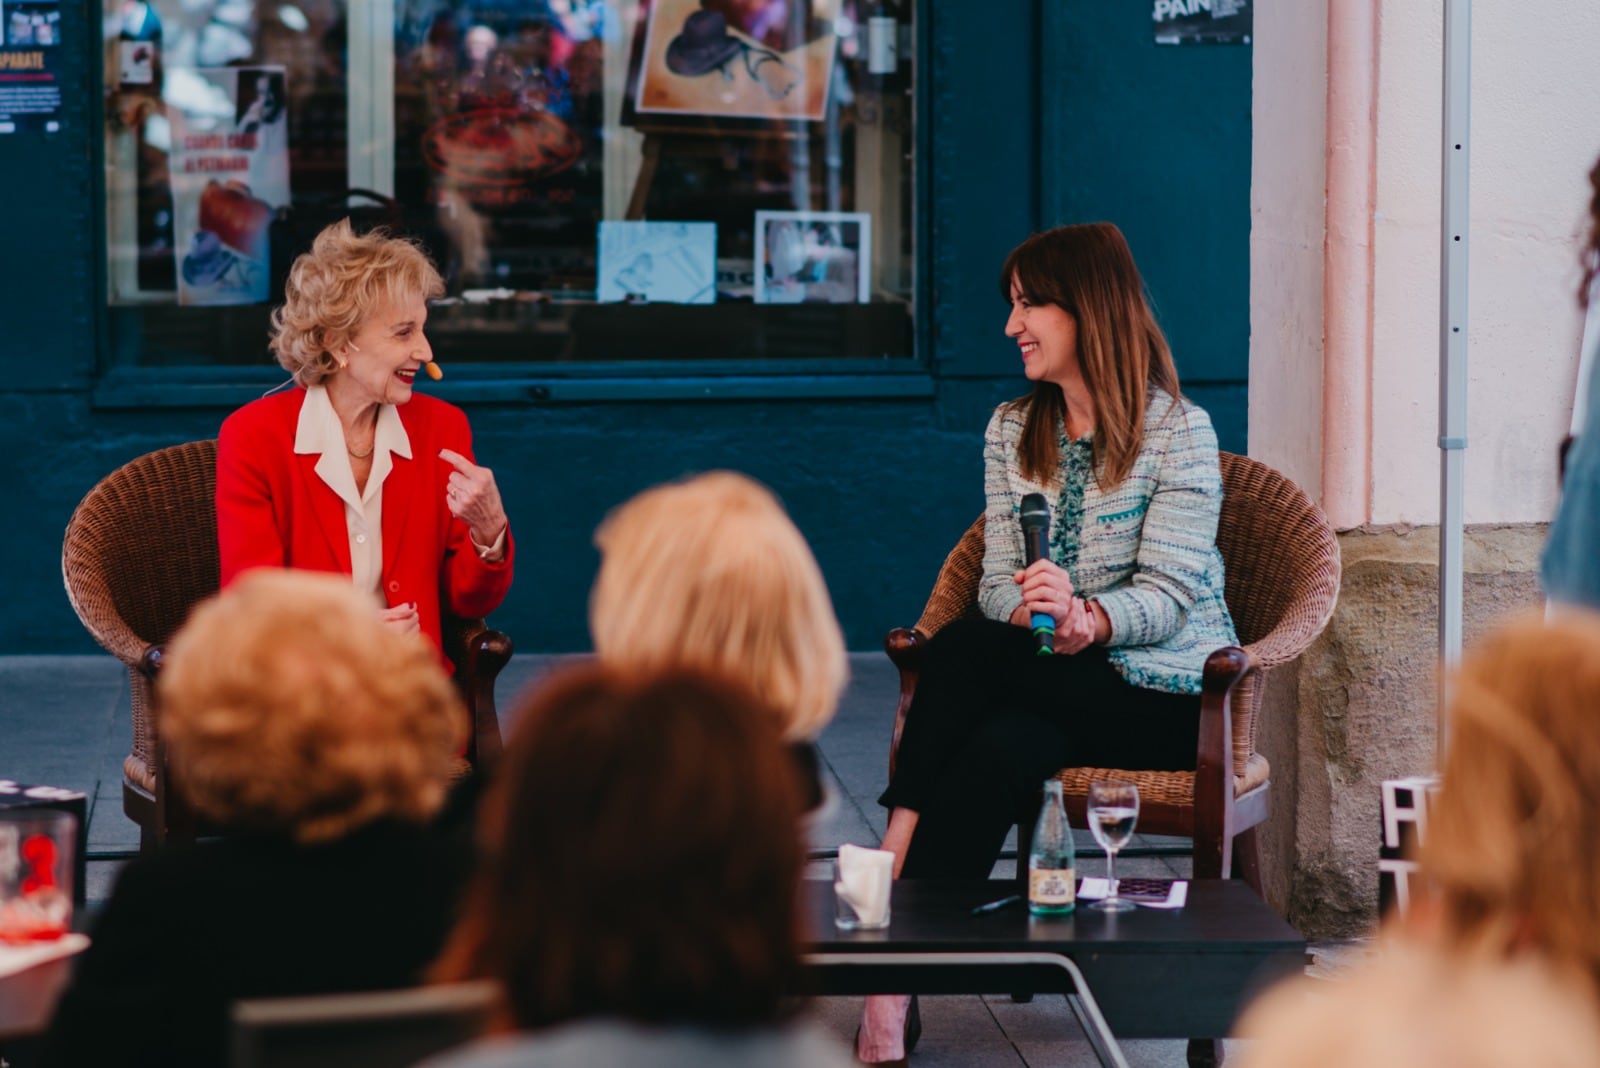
625, 119, 804, 220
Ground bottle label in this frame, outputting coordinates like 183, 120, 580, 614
1030, 867, 1075, 906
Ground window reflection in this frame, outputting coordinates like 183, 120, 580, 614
104, 0, 916, 366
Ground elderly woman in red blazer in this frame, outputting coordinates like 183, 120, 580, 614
217, 220, 513, 655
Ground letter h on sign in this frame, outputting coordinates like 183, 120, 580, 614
1378, 776, 1439, 918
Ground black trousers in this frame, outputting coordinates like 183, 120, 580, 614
879, 618, 1201, 878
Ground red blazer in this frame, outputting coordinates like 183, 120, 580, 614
216, 389, 514, 654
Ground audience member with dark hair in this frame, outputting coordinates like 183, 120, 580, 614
426, 665, 853, 1068
1236, 613, 1600, 1067
41, 570, 473, 1068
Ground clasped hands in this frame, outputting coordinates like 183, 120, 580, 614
1010, 559, 1109, 654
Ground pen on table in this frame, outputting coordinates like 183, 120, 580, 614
970, 894, 1022, 916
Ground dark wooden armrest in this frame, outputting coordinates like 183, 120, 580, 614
1193, 646, 1252, 878
139, 644, 198, 844
884, 627, 928, 781
450, 620, 512, 770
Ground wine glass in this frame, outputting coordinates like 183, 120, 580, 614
1086, 780, 1140, 912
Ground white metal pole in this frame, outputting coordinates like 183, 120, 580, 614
1438, 0, 1471, 762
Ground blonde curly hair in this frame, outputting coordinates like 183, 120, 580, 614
157, 569, 466, 843
590, 472, 848, 741
270, 220, 444, 387
1425, 610, 1600, 989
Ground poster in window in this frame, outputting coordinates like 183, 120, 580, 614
1152, 0, 1251, 46
597, 221, 717, 304
167, 66, 290, 305
631, 0, 841, 123
0, 0, 63, 134
754, 210, 869, 304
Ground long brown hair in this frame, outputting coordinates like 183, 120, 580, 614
1581, 155, 1600, 307
432, 664, 806, 1030
1000, 222, 1181, 487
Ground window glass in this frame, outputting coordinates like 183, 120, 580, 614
103, 0, 915, 369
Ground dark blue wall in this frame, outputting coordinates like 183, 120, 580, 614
0, 0, 1250, 654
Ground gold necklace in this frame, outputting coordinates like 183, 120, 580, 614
347, 442, 375, 459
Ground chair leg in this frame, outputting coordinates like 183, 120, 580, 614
1012, 815, 1037, 1004
1232, 826, 1263, 896
1187, 1037, 1222, 1067
1014, 816, 1035, 898
1193, 818, 1230, 881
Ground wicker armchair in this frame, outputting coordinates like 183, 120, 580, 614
884, 452, 1341, 891
61, 440, 512, 852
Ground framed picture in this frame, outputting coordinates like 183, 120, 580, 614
630, 0, 841, 123
754, 210, 870, 304
596, 221, 718, 304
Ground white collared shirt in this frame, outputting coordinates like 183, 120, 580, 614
294, 386, 411, 598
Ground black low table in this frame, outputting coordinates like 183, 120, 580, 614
803, 879, 1304, 1068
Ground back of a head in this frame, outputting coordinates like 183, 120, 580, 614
157, 569, 465, 843
434, 663, 806, 1031
1237, 939, 1600, 1068
1425, 611, 1600, 985
1236, 612, 1600, 1068
589, 471, 847, 740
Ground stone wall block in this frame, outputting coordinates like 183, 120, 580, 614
1254, 524, 1545, 939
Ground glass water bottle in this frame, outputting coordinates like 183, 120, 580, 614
1028, 778, 1076, 915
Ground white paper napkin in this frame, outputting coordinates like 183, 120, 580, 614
835, 843, 894, 925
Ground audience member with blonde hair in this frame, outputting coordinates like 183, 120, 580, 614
1235, 612, 1600, 1067
425, 665, 853, 1068
590, 471, 847, 809
42, 570, 474, 1068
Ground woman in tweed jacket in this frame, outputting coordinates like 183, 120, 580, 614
856, 223, 1238, 1065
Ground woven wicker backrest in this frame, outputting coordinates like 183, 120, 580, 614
62, 440, 221, 661
1213, 453, 1341, 658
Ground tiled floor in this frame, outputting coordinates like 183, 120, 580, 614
3, 652, 1328, 1065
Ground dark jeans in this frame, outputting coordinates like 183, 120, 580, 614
879, 617, 1200, 878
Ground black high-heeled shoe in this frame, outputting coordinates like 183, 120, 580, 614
854, 995, 922, 1065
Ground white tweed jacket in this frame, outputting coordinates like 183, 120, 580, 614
978, 388, 1238, 695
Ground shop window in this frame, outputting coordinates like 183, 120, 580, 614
101, 0, 917, 371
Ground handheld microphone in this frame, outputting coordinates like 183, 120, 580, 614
1019, 493, 1054, 656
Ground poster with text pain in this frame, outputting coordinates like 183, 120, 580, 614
167, 66, 290, 305
1152, 0, 1251, 45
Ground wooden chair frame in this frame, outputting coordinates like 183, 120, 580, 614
62, 439, 512, 852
